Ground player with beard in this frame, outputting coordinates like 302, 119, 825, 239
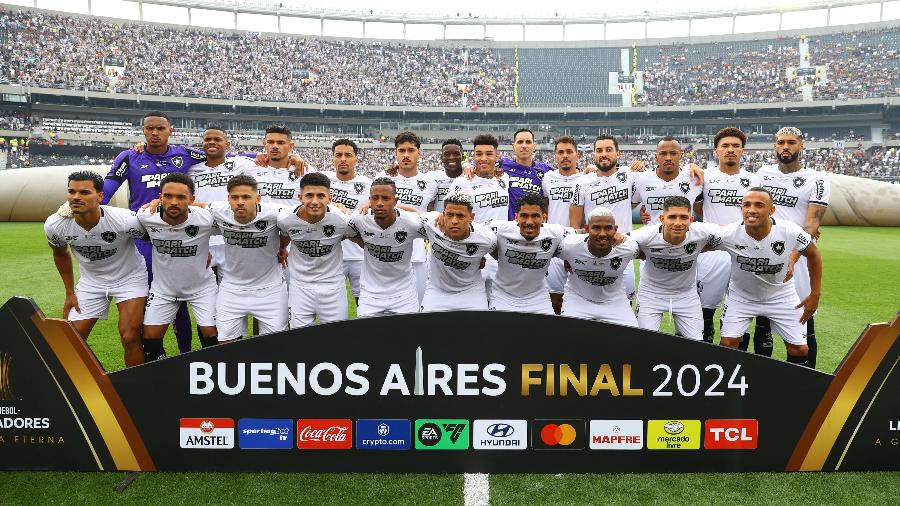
419, 192, 497, 312
376, 131, 438, 303
631, 196, 723, 340
278, 173, 354, 327
753, 127, 830, 368
713, 188, 822, 367
137, 173, 219, 361
97, 111, 206, 354
558, 207, 639, 326
209, 175, 288, 340
487, 193, 572, 315
542, 135, 583, 314
45, 171, 148, 366
251, 125, 306, 207
346, 177, 424, 317
189, 126, 258, 281
319, 139, 373, 304
498, 128, 550, 219
433, 139, 465, 211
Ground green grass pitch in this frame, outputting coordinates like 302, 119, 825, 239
0, 222, 898, 504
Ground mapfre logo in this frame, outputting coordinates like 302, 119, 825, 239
296, 419, 352, 449
589, 420, 643, 450
704, 419, 758, 450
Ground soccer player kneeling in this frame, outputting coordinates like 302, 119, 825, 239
419, 192, 497, 312
137, 173, 219, 360
712, 188, 822, 367
45, 171, 148, 366
558, 207, 639, 326
210, 175, 288, 339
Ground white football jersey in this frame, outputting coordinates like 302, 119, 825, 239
541, 169, 582, 226
631, 169, 703, 225
572, 170, 636, 233
449, 174, 510, 222
432, 171, 460, 212
701, 167, 760, 225
277, 205, 352, 285
489, 221, 572, 296
631, 222, 722, 296
375, 170, 438, 262
420, 212, 497, 293
756, 165, 830, 225
190, 156, 257, 246
208, 201, 283, 291
713, 219, 813, 302
137, 206, 217, 298
44, 206, 146, 288
346, 209, 424, 297
320, 171, 372, 261
559, 234, 639, 303
250, 166, 301, 207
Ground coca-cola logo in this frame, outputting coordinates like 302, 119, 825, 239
296, 419, 353, 449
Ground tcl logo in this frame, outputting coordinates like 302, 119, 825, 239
704, 419, 758, 450
297, 419, 352, 449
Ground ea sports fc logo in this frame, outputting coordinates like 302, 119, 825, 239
532, 419, 585, 449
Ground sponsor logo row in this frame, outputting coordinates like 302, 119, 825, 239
181, 418, 758, 451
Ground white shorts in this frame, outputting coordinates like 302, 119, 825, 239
289, 282, 349, 328
343, 259, 362, 298
217, 284, 288, 340
490, 287, 554, 315
697, 250, 731, 309
413, 261, 427, 304
67, 276, 149, 321
561, 291, 638, 327
546, 257, 566, 294
358, 288, 419, 318
636, 290, 703, 340
720, 293, 807, 345
422, 283, 488, 312
144, 287, 217, 327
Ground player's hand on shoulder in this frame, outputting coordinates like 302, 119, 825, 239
254, 152, 269, 167
385, 164, 399, 177
289, 155, 307, 177
57, 201, 74, 218
628, 160, 646, 172
584, 164, 598, 174
131, 142, 146, 153
688, 163, 704, 185
640, 205, 650, 224
140, 199, 162, 214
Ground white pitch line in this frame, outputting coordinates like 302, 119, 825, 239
463, 472, 490, 506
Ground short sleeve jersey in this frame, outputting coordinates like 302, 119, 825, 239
559, 234, 640, 303
375, 171, 438, 263
499, 158, 550, 220
320, 170, 373, 261
103, 145, 207, 210
419, 212, 497, 293
631, 169, 703, 225
701, 167, 760, 225
713, 219, 813, 302
572, 170, 637, 233
277, 205, 352, 286
432, 171, 459, 212
630, 222, 723, 297
449, 175, 510, 222
488, 221, 572, 296
346, 209, 424, 297
190, 156, 257, 246
208, 201, 284, 291
136, 206, 217, 298
44, 206, 146, 288
541, 169, 583, 226
756, 165, 830, 225
250, 166, 302, 207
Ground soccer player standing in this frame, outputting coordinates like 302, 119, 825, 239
137, 173, 219, 361
209, 175, 288, 340
631, 196, 722, 340
45, 171, 148, 366
319, 139, 373, 304
696, 127, 760, 346
277, 173, 354, 327
101, 111, 207, 353
376, 131, 438, 303
542, 135, 583, 313
488, 193, 572, 315
498, 128, 550, 219
252, 125, 304, 207
714, 188, 822, 367
346, 177, 424, 317
419, 192, 497, 312
755, 127, 830, 368
558, 207, 639, 326
433, 139, 466, 211
631, 137, 703, 225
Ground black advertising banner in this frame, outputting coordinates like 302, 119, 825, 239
0, 296, 897, 473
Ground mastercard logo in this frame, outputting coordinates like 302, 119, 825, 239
540, 423, 578, 446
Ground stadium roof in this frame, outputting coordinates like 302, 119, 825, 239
7, 0, 900, 40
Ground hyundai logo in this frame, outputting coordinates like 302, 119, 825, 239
487, 423, 515, 438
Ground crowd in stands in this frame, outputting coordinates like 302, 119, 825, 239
637, 29, 899, 105
1, 8, 897, 108
0, 108, 31, 130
